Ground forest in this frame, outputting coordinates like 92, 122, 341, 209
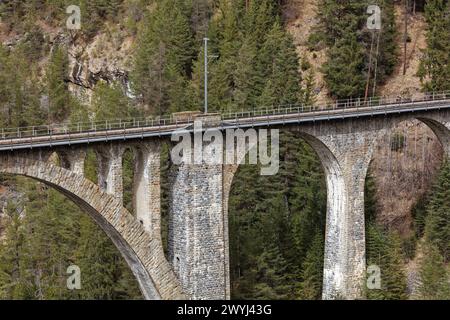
0, 0, 449, 299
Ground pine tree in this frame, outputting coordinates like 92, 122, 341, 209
314, 0, 398, 98
46, 46, 72, 122
229, 131, 327, 300
0, 44, 43, 127
417, 243, 450, 299
91, 81, 137, 121
0, 201, 26, 299
423, 161, 450, 261
374, 0, 398, 85
131, 0, 195, 115
417, 0, 450, 92
323, 35, 366, 99
258, 21, 303, 106
366, 223, 408, 300
298, 232, 324, 300
365, 169, 377, 223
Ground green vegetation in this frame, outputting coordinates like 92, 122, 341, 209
418, 0, 450, 92
410, 161, 450, 300
0, 177, 141, 299
0, 0, 448, 300
364, 171, 408, 300
312, 0, 398, 99
131, 0, 195, 114
229, 133, 326, 299
423, 161, 450, 262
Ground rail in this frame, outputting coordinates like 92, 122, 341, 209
0, 91, 449, 144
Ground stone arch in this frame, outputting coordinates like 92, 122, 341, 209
0, 153, 185, 300
416, 117, 450, 157
223, 128, 347, 299
293, 132, 347, 299
364, 114, 448, 240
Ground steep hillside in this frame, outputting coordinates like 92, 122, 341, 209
285, 0, 443, 229
370, 121, 443, 236
378, 4, 427, 97
0, 5, 136, 106
283, 0, 331, 105
0, 1, 442, 235
0, 0, 448, 300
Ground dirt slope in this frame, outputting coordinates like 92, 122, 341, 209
378, 4, 427, 97
283, 0, 331, 105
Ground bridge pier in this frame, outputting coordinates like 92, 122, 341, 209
133, 142, 161, 239
96, 144, 124, 204
168, 135, 228, 300
331, 148, 372, 299
294, 121, 381, 300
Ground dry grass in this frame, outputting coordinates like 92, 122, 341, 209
282, 0, 331, 105
378, 5, 427, 97
370, 120, 443, 236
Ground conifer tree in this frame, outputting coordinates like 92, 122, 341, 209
0, 201, 26, 299
323, 35, 366, 99
131, 0, 195, 115
418, 0, 450, 92
74, 214, 141, 299
298, 232, 324, 300
315, 0, 398, 98
418, 243, 450, 299
46, 46, 72, 122
258, 21, 303, 106
0, 45, 43, 127
366, 223, 408, 299
423, 161, 450, 261
91, 81, 137, 121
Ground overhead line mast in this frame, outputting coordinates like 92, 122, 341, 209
203, 37, 218, 114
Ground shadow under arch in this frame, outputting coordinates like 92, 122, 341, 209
364, 115, 449, 230
290, 130, 347, 299
416, 117, 450, 157
224, 128, 345, 299
0, 154, 185, 300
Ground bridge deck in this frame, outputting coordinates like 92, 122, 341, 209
1, 97, 449, 151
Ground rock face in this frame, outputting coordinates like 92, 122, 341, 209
0, 20, 135, 104
65, 30, 135, 103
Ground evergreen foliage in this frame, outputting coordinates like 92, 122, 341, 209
131, 0, 195, 114
423, 161, 450, 262
46, 46, 74, 122
415, 161, 450, 300
417, 243, 450, 299
365, 171, 408, 300
0, 45, 43, 127
313, 0, 398, 99
0, 176, 142, 300
229, 132, 327, 300
0, 0, 448, 301
418, 0, 450, 92
365, 223, 408, 300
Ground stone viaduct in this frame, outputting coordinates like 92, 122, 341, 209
0, 99, 449, 300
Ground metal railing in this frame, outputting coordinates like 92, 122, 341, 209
221, 91, 450, 120
1, 91, 450, 142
